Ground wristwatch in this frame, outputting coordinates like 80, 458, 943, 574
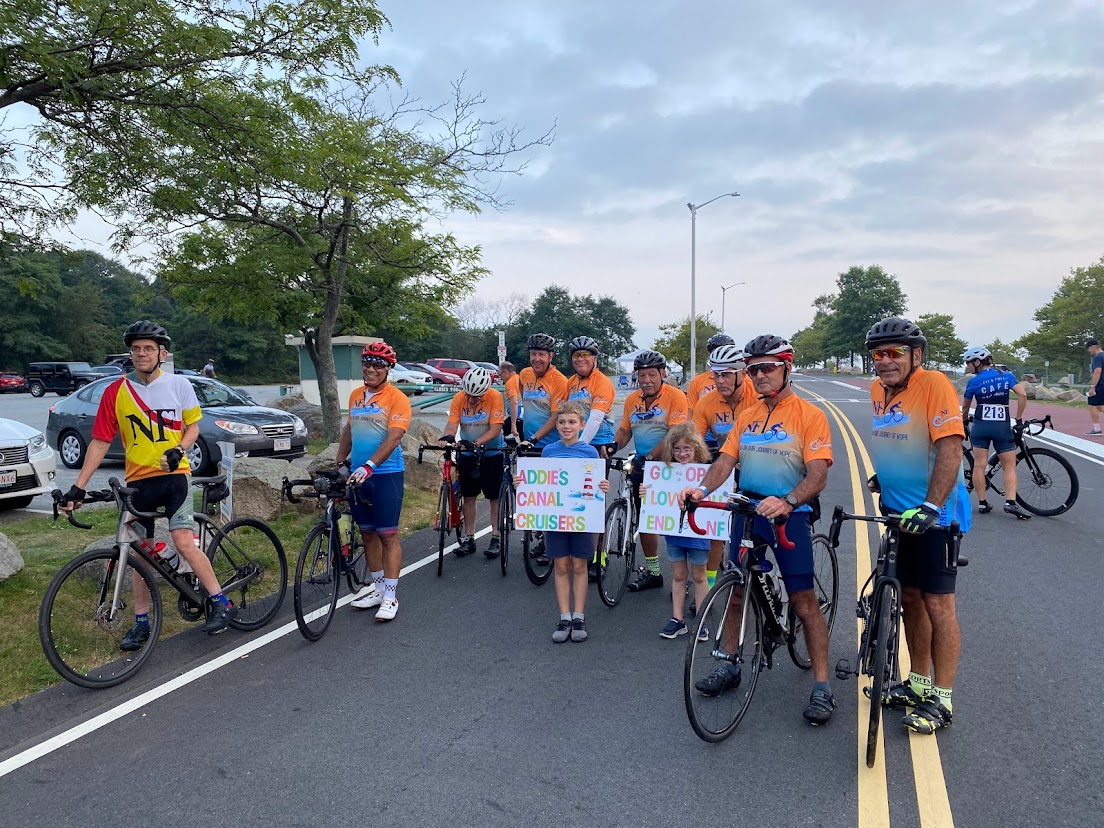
784, 493, 800, 509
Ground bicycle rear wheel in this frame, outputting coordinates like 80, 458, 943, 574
522, 530, 553, 585
684, 570, 763, 742
597, 498, 632, 607
39, 548, 163, 689
866, 581, 900, 768
206, 518, 287, 631
344, 532, 369, 595
788, 533, 839, 669
437, 484, 460, 576
293, 523, 340, 641
497, 482, 513, 576
994, 446, 1078, 516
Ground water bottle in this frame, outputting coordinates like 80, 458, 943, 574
135, 536, 178, 570
452, 479, 461, 500
338, 513, 352, 557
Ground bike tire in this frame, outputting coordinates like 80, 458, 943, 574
866, 581, 900, 768
498, 482, 513, 577
684, 570, 764, 743
206, 517, 287, 631
437, 484, 450, 577
597, 498, 631, 607
522, 530, 553, 586
293, 523, 340, 641
1010, 446, 1078, 516
788, 533, 839, 670
39, 548, 163, 689
344, 533, 369, 595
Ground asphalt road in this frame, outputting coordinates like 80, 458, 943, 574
1, 376, 1102, 827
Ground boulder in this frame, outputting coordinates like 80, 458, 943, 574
262, 394, 325, 438
1033, 385, 1059, 401
1022, 373, 1038, 383
1056, 389, 1086, 403
231, 457, 300, 520
1057, 375, 1073, 388
307, 442, 341, 472
1021, 381, 1036, 399
0, 532, 24, 581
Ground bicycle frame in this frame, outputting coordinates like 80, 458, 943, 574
418, 441, 464, 534
604, 456, 641, 556
963, 414, 1046, 488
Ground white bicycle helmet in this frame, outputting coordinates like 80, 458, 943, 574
963, 346, 991, 363
708, 344, 745, 370
461, 367, 493, 396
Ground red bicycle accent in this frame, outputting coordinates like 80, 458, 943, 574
683, 498, 795, 550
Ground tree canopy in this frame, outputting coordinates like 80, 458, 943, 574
917, 313, 966, 370
1015, 256, 1104, 380
651, 315, 722, 375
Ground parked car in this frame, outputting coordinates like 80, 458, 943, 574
175, 368, 199, 376
425, 358, 498, 383
403, 362, 459, 385
0, 418, 57, 509
46, 376, 308, 475
473, 362, 501, 382
25, 362, 117, 398
0, 372, 27, 393
89, 364, 125, 376
389, 365, 431, 394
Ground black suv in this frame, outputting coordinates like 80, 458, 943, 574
25, 362, 115, 397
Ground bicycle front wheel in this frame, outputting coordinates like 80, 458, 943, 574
39, 548, 163, 689
866, 581, 900, 768
437, 484, 460, 576
788, 533, 839, 670
522, 530, 553, 586
497, 482, 513, 576
207, 518, 287, 631
1002, 446, 1078, 516
597, 498, 631, 607
293, 523, 340, 641
684, 570, 763, 743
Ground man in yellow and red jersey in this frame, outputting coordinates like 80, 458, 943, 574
613, 349, 689, 592
337, 340, 412, 622
685, 333, 736, 414
679, 334, 834, 726
499, 361, 521, 436
61, 320, 236, 649
690, 343, 756, 587
518, 333, 569, 450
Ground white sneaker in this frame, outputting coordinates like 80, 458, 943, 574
375, 598, 398, 621
350, 584, 383, 609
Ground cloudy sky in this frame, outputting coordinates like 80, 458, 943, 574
61, 1, 1104, 354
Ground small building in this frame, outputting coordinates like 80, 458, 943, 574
285, 335, 381, 408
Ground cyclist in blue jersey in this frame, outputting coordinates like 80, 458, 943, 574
961, 346, 1030, 519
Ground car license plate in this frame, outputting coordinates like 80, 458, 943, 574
274, 438, 291, 451
0, 470, 15, 487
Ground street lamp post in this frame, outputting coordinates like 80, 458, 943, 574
688, 191, 739, 376
720, 281, 746, 331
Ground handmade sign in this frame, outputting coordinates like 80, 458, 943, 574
639, 461, 735, 540
515, 457, 606, 533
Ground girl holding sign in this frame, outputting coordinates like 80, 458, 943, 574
648, 425, 713, 639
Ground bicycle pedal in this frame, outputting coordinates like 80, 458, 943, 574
835, 658, 854, 680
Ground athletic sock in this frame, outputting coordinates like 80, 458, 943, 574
706, 569, 717, 588
382, 578, 398, 600
210, 592, 230, 607
135, 612, 150, 627
933, 685, 953, 711
560, 612, 572, 622
813, 680, 832, 696
371, 569, 384, 589
908, 671, 932, 696
572, 611, 585, 621
645, 555, 660, 576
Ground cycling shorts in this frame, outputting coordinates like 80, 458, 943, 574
129, 473, 192, 535
1087, 390, 1104, 406
731, 511, 815, 593
897, 528, 958, 594
457, 452, 505, 500
545, 531, 595, 559
970, 422, 1014, 454
350, 471, 404, 534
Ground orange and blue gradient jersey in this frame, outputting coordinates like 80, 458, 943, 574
347, 382, 412, 474
92, 372, 202, 482
519, 365, 569, 448
693, 381, 757, 446
620, 384, 689, 457
447, 388, 506, 453
504, 374, 522, 416
685, 371, 716, 413
721, 393, 833, 502
870, 367, 971, 530
567, 370, 616, 444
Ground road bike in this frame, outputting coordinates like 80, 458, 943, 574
39, 475, 287, 688
494, 438, 527, 577
418, 436, 466, 576
282, 470, 370, 641
595, 455, 640, 607
680, 494, 838, 743
830, 506, 964, 767
962, 414, 1078, 516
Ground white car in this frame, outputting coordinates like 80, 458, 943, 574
0, 418, 57, 510
389, 365, 432, 395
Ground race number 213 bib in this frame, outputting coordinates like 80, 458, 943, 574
980, 404, 1007, 422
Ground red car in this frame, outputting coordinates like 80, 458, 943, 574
425, 358, 498, 383
403, 362, 459, 385
0, 372, 27, 393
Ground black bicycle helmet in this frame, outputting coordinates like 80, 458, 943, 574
633, 350, 667, 371
568, 335, 600, 355
707, 333, 735, 351
865, 317, 927, 351
742, 334, 793, 360
123, 320, 171, 348
526, 332, 557, 351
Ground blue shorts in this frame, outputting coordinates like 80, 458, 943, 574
545, 531, 595, 559
349, 471, 404, 534
731, 511, 815, 593
665, 537, 709, 566
970, 423, 1015, 454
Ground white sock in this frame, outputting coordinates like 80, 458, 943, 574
383, 578, 398, 600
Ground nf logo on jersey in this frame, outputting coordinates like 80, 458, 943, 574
932, 409, 962, 428
809, 437, 830, 452
744, 420, 761, 433
125, 409, 180, 443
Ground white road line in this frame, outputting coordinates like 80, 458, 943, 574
1030, 431, 1104, 468
831, 380, 863, 390
0, 525, 492, 779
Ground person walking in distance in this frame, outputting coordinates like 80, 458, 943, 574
1087, 339, 1103, 436
201, 359, 216, 378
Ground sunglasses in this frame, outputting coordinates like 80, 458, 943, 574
871, 346, 911, 360
362, 358, 390, 368
711, 369, 741, 379
746, 362, 785, 376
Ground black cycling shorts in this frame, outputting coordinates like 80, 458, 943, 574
128, 473, 191, 536
897, 528, 959, 595
457, 452, 505, 500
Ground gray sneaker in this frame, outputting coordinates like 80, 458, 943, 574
570, 617, 588, 642
552, 619, 571, 643
1004, 501, 1032, 520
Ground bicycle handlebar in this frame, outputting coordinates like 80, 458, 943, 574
52, 476, 166, 530
680, 494, 795, 550
282, 468, 351, 504
827, 505, 967, 565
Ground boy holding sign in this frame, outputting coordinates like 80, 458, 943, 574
516, 401, 610, 643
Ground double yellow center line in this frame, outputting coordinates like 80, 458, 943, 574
797, 383, 955, 828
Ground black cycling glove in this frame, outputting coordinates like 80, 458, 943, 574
899, 503, 939, 534
163, 447, 184, 472
62, 484, 86, 507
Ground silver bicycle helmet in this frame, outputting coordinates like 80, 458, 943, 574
461, 367, 493, 396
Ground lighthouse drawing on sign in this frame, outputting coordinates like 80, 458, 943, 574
582, 462, 595, 499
